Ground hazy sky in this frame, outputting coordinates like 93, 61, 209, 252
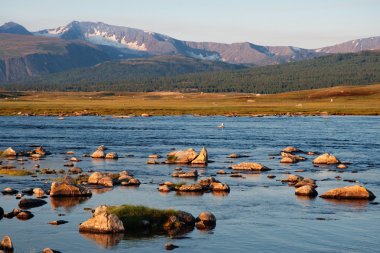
1, 0, 379, 48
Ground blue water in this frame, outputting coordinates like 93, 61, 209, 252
0, 116, 379, 253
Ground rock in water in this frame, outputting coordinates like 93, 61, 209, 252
232, 162, 270, 171
18, 198, 47, 209
50, 176, 92, 197
195, 211, 216, 230
3, 147, 16, 157
91, 150, 105, 159
191, 147, 208, 165
282, 146, 301, 153
165, 243, 179, 250
166, 148, 198, 164
313, 153, 340, 164
79, 205, 125, 233
105, 152, 118, 159
0, 207, 4, 220
320, 185, 376, 200
295, 185, 318, 197
88, 172, 114, 187
0, 236, 13, 252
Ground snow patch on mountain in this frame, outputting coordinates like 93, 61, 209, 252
188, 52, 220, 61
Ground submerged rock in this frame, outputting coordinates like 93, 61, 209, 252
320, 185, 376, 200
16, 210, 34, 220
165, 243, 179, 250
313, 153, 340, 165
18, 198, 47, 209
231, 162, 270, 171
79, 205, 125, 233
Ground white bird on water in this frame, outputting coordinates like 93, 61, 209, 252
218, 123, 225, 128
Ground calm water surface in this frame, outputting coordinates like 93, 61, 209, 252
0, 116, 379, 253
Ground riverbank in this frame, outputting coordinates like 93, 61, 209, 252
1, 84, 379, 116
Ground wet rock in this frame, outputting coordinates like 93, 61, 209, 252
0, 207, 3, 220
320, 185, 376, 200
79, 205, 125, 233
15, 193, 23, 199
227, 153, 241, 158
166, 148, 198, 164
165, 243, 179, 250
191, 147, 208, 165
16, 210, 34, 220
217, 170, 228, 174
66, 151, 75, 155
69, 166, 83, 174
70, 157, 80, 162
147, 159, 160, 164
1, 187, 18, 195
282, 146, 301, 153
281, 174, 303, 183
337, 164, 347, 169
178, 184, 203, 192
42, 248, 61, 253
32, 146, 48, 156
210, 182, 230, 192
88, 172, 114, 187
158, 185, 173, 192
313, 153, 340, 165
149, 154, 161, 159
232, 162, 270, 171
121, 178, 141, 186
0, 236, 13, 252
3, 147, 16, 157
50, 176, 92, 197
295, 178, 317, 188
175, 170, 198, 178
295, 185, 318, 197
18, 198, 47, 209
33, 188, 45, 196
195, 211, 216, 230
91, 150, 105, 159
48, 220, 68, 225
267, 174, 276, 179
105, 152, 118, 159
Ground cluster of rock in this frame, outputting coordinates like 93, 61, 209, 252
88, 171, 140, 187
1, 146, 49, 159
158, 177, 230, 193
165, 147, 208, 165
282, 174, 318, 197
50, 175, 92, 198
91, 145, 118, 159
78, 205, 216, 235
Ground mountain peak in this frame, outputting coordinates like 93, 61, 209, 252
0, 22, 32, 35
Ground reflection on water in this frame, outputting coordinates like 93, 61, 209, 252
80, 232, 124, 248
211, 191, 230, 197
321, 198, 371, 210
175, 191, 204, 197
90, 187, 113, 195
51, 196, 91, 210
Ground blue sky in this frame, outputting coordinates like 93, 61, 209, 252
1, 0, 379, 48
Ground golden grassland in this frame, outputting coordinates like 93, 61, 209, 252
0, 84, 379, 116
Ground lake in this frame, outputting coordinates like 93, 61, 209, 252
0, 116, 379, 252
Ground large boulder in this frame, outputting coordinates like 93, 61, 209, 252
79, 205, 125, 233
320, 185, 376, 200
231, 162, 270, 171
0, 236, 13, 252
191, 147, 208, 165
166, 148, 198, 164
50, 176, 92, 197
313, 153, 340, 165
295, 185, 318, 197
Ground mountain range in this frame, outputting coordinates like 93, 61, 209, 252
0, 21, 380, 85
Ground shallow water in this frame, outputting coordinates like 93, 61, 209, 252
0, 116, 379, 253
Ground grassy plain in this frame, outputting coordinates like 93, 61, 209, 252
0, 84, 379, 116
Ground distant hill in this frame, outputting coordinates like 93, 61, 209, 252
0, 34, 115, 82
3, 51, 380, 93
0, 22, 32, 35
3, 55, 244, 90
